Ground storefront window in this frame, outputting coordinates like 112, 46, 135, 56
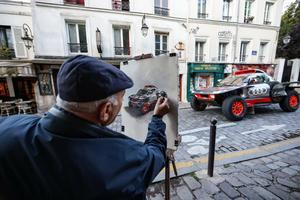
12, 77, 36, 100
0, 78, 9, 97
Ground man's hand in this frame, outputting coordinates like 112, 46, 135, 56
154, 97, 170, 117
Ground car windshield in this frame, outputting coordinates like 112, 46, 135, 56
136, 89, 147, 95
218, 75, 247, 86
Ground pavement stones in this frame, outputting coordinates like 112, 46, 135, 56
252, 186, 281, 200
147, 147, 300, 200
219, 182, 240, 198
182, 176, 201, 190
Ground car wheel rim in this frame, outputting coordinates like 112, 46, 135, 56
142, 104, 150, 113
289, 95, 299, 108
232, 101, 244, 116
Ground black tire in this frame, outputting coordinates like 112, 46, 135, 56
279, 90, 299, 112
190, 96, 207, 111
222, 96, 247, 121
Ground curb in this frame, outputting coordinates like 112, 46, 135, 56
153, 136, 300, 183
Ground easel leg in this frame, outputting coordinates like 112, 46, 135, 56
165, 155, 170, 200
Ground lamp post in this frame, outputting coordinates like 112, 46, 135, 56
283, 35, 291, 45
21, 23, 33, 50
141, 14, 149, 37
96, 28, 102, 57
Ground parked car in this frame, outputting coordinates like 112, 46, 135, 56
190, 69, 300, 121
128, 85, 167, 114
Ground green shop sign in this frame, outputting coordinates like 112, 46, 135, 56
188, 63, 224, 73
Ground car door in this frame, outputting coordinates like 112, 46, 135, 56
247, 74, 271, 99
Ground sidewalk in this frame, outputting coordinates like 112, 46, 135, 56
147, 147, 300, 200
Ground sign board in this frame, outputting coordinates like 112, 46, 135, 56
121, 54, 179, 150
252, 51, 257, 56
218, 31, 232, 40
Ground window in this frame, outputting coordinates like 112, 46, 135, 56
244, 0, 254, 23
248, 74, 265, 85
218, 43, 227, 61
113, 26, 130, 56
66, 22, 87, 53
64, 0, 84, 6
198, 0, 208, 19
259, 42, 267, 62
0, 26, 15, 59
240, 41, 249, 62
0, 78, 9, 97
155, 32, 168, 56
263, 2, 273, 25
222, 0, 232, 21
195, 41, 205, 62
112, 0, 130, 11
155, 0, 169, 16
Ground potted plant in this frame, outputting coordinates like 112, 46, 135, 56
0, 47, 12, 59
246, 16, 254, 23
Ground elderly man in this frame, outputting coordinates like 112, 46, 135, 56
0, 55, 169, 200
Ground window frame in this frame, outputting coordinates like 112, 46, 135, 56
66, 21, 87, 54
113, 26, 131, 56
195, 41, 205, 62
155, 32, 169, 56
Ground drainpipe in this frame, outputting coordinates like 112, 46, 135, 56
233, 0, 241, 64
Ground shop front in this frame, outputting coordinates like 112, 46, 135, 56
0, 62, 36, 101
0, 62, 37, 115
187, 63, 225, 101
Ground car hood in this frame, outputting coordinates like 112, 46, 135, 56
193, 86, 244, 95
129, 94, 149, 100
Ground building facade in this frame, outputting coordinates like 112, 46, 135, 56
0, 0, 285, 112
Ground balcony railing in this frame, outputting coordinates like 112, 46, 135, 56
0, 48, 16, 60
259, 56, 265, 62
240, 55, 248, 62
155, 49, 169, 56
64, 0, 84, 5
198, 13, 208, 19
115, 47, 131, 56
68, 43, 88, 53
218, 54, 228, 62
222, 16, 232, 21
112, 0, 130, 11
154, 7, 169, 16
244, 17, 254, 24
264, 21, 272, 25
195, 54, 205, 62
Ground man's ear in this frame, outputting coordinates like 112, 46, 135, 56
98, 101, 113, 125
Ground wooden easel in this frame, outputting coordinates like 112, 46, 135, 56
164, 149, 178, 200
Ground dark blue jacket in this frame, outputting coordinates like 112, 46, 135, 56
0, 106, 166, 200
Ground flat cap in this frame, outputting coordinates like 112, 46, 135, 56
57, 55, 133, 102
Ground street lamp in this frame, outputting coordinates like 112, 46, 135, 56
96, 28, 102, 56
141, 14, 149, 37
283, 35, 291, 45
21, 23, 33, 50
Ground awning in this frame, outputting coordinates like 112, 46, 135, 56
0, 62, 35, 77
0, 62, 32, 68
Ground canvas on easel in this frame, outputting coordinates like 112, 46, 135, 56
121, 54, 179, 150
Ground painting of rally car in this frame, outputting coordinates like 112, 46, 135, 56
128, 85, 167, 114
191, 69, 300, 121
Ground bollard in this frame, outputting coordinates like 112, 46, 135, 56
208, 118, 217, 177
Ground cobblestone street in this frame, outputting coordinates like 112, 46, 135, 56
110, 104, 300, 163
147, 147, 300, 200
177, 104, 300, 162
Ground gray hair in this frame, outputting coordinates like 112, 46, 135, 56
56, 95, 118, 114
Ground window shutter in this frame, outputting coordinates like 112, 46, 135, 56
12, 27, 27, 58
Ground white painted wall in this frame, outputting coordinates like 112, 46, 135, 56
0, 1, 34, 59
5, 0, 282, 103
